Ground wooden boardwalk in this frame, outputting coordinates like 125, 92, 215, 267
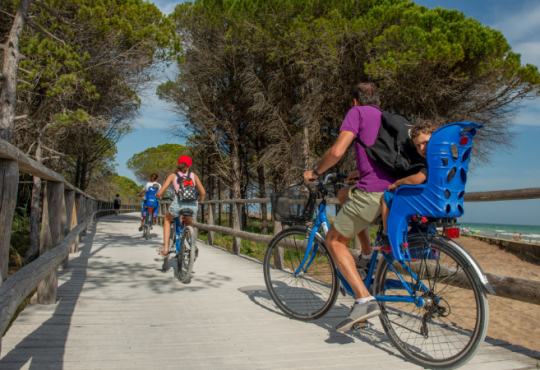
1, 213, 538, 370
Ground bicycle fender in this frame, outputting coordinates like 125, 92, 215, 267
426, 234, 496, 295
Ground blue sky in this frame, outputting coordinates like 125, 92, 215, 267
116, 0, 540, 226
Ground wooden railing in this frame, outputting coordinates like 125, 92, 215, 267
158, 187, 540, 306
0, 137, 140, 347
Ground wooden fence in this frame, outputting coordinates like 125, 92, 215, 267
155, 186, 540, 307
0, 137, 140, 348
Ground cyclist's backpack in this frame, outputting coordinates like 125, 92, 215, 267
355, 106, 426, 177
175, 172, 198, 202
145, 185, 159, 208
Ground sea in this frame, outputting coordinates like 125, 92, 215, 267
457, 222, 540, 243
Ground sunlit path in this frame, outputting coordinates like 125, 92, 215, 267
0, 213, 537, 369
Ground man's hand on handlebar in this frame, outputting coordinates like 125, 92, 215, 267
346, 170, 360, 183
303, 170, 318, 184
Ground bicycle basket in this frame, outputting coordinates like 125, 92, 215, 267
270, 183, 316, 223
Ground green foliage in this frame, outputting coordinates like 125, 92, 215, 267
111, 175, 142, 200
165, 0, 540, 173
126, 144, 190, 183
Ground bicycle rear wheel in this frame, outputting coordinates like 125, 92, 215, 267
177, 226, 196, 283
374, 236, 488, 369
145, 214, 150, 240
263, 227, 339, 322
162, 223, 175, 271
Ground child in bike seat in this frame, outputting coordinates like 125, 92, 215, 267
377, 119, 439, 248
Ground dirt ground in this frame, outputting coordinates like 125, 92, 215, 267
456, 235, 540, 352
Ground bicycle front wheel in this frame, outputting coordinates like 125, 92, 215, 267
263, 227, 339, 322
374, 236, 488, 369
177, 226, 196, 283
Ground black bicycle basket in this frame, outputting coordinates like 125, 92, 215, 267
270, 183, 316, 224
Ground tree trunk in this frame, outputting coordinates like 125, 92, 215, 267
0, 0, 31, 287
80, 155, 88, 191
257, 163, 268, 234
217, 181, 221, 226
231, 140, 242, 253
26, 175, 42, 261
303, 120, 310, 170
0, 0, 32, 141
228, 188, 233, 228
75, 156, 81, 189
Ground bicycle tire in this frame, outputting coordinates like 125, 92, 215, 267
177, 226, 196, 283
162, 223, 175, 271
146, 214, 151, 240
263, 226, 339, 322
373, 236, 488, 369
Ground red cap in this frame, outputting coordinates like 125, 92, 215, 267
177, 155, 192, 166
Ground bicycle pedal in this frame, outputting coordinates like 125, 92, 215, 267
352, 321, 372, 332
339, 286, 346, 297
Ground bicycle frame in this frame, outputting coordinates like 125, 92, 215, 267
171, 216, 184, 255
296, 201, 430, 307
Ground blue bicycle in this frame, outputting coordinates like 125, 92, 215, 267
264, 123, 493, 369
161, 199, 197, 283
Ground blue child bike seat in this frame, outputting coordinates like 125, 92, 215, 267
386, 122, 483, 260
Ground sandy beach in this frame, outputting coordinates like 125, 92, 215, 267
457, 235, 540, 352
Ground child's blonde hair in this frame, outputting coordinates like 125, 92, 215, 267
410, 119, 439, 141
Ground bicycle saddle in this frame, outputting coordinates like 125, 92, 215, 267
177, 208, 194, 217
387, 122, 483, 260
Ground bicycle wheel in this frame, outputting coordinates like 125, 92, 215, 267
373, 236, 488, 369
144, 215, 149, 240
263, 227, 339, 322
162, 223, 175, 271
177, 225, 196, 283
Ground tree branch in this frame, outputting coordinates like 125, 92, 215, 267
26, 18, 66, 45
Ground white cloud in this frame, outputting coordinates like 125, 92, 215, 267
493, 4, 540, 44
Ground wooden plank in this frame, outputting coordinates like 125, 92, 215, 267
463, 187, 540, 202
37, 181, 63, 304
207, 202, 215, 245
273, 220, 284, 269
232, 202, 242, 254
0, 137, 90, 196
61, 190, 75, 269
0, 159, 18, 285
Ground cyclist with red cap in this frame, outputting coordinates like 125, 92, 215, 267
156, 155, 206, 256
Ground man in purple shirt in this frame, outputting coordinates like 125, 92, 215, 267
304, 82, 398, 332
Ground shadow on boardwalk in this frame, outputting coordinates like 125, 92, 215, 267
0, 220, 99, 370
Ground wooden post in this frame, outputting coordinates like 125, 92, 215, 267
207, 202, 215, 246
232, 202, 242, 254
37, 181, 63, 304
84, 198, 92, 234
78, 195, 86, 237
273, 220, 284, 269
70, 201, 78, 252
0, 159, 18, 285
60, 190, 75, 269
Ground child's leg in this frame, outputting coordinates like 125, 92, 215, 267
382, 199, 389, 233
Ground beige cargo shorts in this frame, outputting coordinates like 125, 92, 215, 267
333, 186, 383, 239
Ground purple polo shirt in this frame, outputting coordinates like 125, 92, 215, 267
340, 106, 398, 192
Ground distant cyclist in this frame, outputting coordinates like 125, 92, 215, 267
156, 155, 206, 256
113, 194, 121, 216
138, 173, 161, 232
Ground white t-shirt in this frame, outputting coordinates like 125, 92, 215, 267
143, 182, 161, 192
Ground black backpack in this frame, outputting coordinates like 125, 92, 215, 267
355, 106, 426, 177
